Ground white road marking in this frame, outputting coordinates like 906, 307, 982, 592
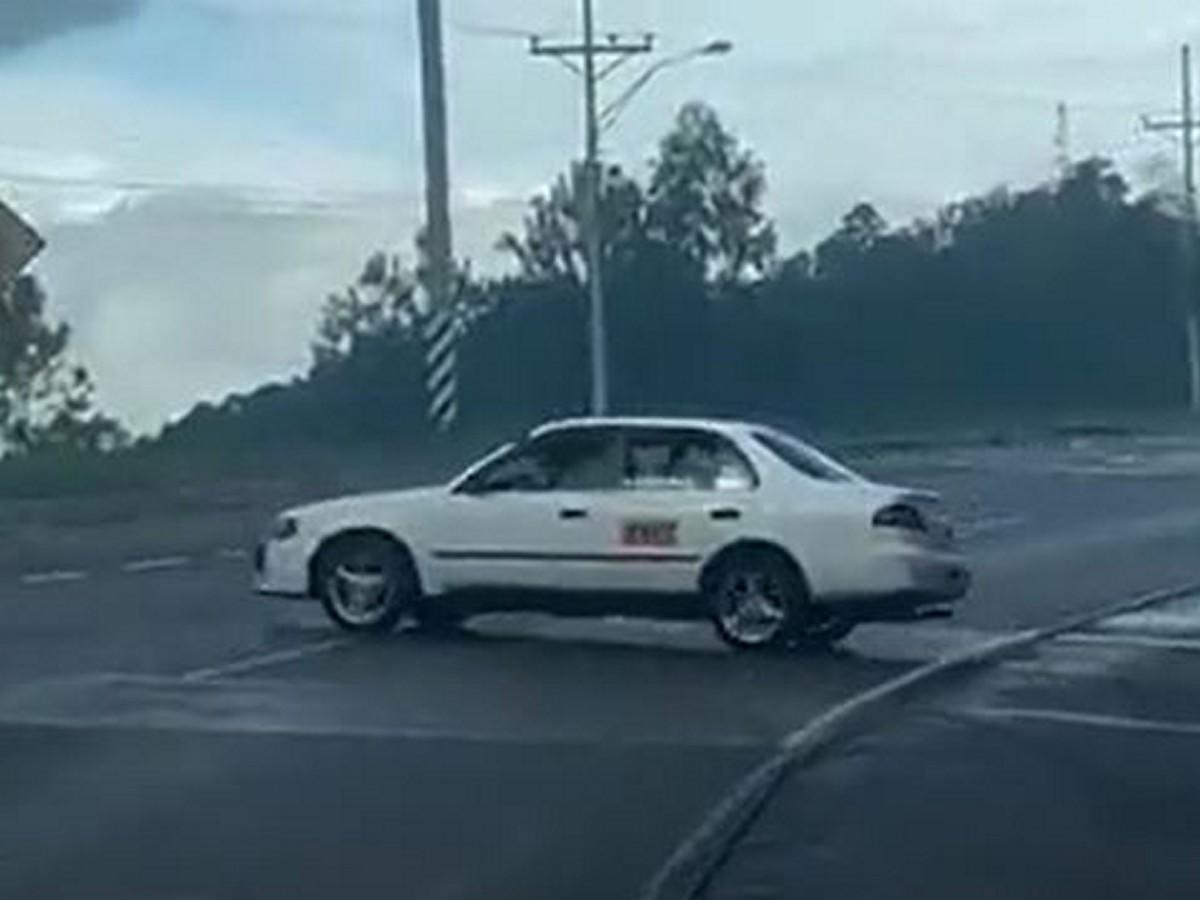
121, 556, 191, 574
1100, 607, 1200, 633
0, 705, 764, 749
216, 548, 250, 561
180, 638, 353, 682
965, 706, 1200, 738
1056, 632, 1200, 654
20, 570, 88, 586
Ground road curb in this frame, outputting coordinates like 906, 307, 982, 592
641, 580, 1200, 900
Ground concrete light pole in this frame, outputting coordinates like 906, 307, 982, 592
530, 4, 731, 415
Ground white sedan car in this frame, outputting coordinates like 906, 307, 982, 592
255, 418, 970, 650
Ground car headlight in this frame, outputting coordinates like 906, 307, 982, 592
269, 515, 300, 542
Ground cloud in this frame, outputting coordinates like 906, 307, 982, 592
35, 190, 404, 433
30, 186, 518, 434
0, 0, 145, 56
4, 0, 1200, 432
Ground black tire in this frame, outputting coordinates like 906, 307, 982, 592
706, 548, 807, 651
316, 533, 415, 634
791, 614, 856, 649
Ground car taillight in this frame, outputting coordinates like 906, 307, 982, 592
873, 503, 927, 533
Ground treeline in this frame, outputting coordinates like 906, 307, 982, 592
156, 103, 1186, 453
0, 274, 125, 457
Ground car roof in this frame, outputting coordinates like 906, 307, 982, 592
531, 417, 758, 439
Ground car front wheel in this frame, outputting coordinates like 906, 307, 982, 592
317, 534, 414, 634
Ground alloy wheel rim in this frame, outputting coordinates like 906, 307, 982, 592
717, 569, 786, 645
328, 556, 395, 626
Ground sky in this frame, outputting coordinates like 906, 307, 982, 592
2, 0, 1200, 433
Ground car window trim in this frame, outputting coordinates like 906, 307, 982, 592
453, 426, 628, 496
448, 440, 520, 494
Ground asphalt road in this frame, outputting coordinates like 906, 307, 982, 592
2, 435, 1200, 898
702, 593, 1200, 900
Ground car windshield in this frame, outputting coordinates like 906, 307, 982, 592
753, 430, 862, 483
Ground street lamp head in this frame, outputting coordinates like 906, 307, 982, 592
598, 37, 735, 134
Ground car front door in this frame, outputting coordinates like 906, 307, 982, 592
430, 427, 623, 592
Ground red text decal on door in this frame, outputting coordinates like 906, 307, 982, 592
621, 520, 679, 548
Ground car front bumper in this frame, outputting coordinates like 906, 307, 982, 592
254, 537, 313, 599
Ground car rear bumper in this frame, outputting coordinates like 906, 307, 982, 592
823, 547, 971, 622
827, 592, 962, 624
901, 550, 971, 600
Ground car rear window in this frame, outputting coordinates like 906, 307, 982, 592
753, 430, 860, 483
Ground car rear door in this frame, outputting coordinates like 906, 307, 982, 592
578, 427, 761, 594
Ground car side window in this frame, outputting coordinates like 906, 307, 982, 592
548, 429, 623, 491
467, 445, 553, 494
623, 430, 757, 492
466, 428, 622, 494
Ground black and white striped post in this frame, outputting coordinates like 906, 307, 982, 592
417, 0, 457, 432
423, 308, 459, 432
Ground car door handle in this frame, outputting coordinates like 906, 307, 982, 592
559, 508, 589, 521
709, 507, 742, 521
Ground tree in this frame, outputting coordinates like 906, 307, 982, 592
158, 123, 1192, 460
0, 275, 125, 455
814, 202, 888, 279
646, 102, 777, 285
498, 103, 779, 290
314, 229, 496, 372
497, 164, 646, 285
312, 252, 418, 369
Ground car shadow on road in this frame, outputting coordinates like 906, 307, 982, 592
265, 613, 911, 688
201, 610, 923, 748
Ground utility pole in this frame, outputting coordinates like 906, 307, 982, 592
1055, 101, 1072, 179
416, 0, 458, 430
531, 3, 653, 416
1145, 44, 1200, 413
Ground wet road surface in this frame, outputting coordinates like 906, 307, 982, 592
1, 436, 1200, 898
701, 594, 1200, 900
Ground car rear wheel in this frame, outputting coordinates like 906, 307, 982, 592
317, 534, 414, 634
793, 612, 856, 648
707, 549, 806, 651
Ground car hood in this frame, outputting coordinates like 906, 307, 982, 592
285, 486, 445, 523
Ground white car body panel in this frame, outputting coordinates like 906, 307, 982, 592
256, 418, 970, 615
